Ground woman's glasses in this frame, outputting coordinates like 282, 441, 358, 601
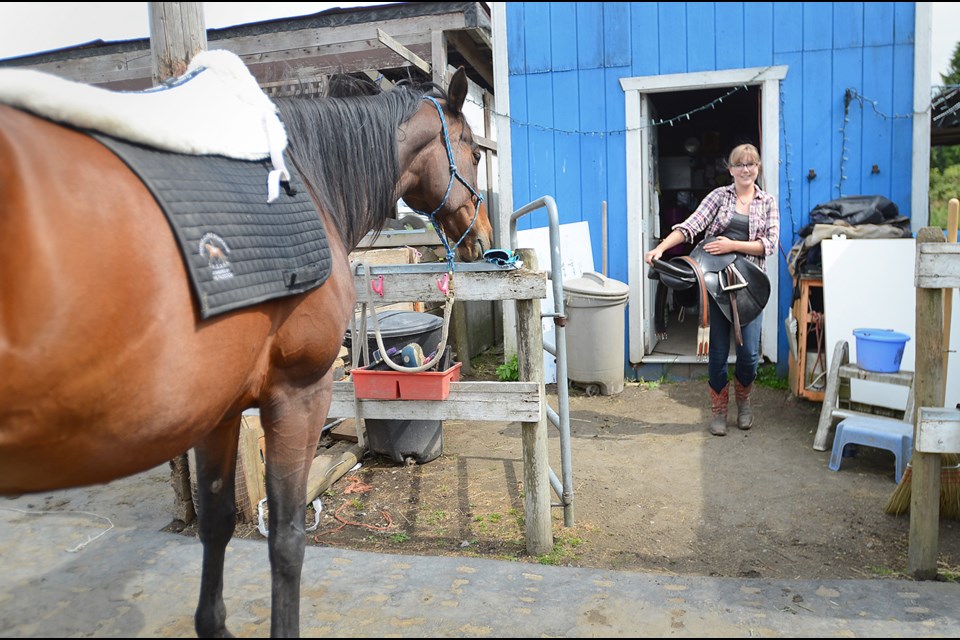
731, 162, 758, 170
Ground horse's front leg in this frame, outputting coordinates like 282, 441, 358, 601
192, 415, 242, 638
261, 375, 332, 638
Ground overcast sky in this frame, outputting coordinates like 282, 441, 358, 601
0, 2, 957, 86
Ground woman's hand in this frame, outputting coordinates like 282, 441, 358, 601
703, 236, 735, 255
644, 248, 663, 266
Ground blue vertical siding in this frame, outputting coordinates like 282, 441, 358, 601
687, 4, 715, 72
802, 50, 834, 215
578, 67, 606, 245
550, 4, 578, 72
743, 3, 774, 67
833, 3, 864, 49
864, 2, 895, 47
861, 44, 894, 195
658, 4, 686, 74
553, 70, 582, 224
715, 3, 744, 70
576, 4, 603, 69
526, 73, 555, 229
629, 3, 659, 76
832, 48, 864, 198
803, 4, 833, 50
505, 2, 918, 366
602, 3, 631, 68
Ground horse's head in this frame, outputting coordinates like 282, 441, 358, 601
399, 67, 494, 262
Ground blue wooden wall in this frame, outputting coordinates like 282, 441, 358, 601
505, 1, 917, 367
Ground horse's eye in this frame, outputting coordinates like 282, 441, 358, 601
472, 150, 481, 164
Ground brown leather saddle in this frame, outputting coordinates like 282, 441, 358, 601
648, 237, 770, 357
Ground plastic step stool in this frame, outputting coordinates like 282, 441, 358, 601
828, 416, 913, 483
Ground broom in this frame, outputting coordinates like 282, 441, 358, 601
885, 455, 960, 517
885, 199, 960, 517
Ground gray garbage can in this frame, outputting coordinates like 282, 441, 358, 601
563, 271, 630, 396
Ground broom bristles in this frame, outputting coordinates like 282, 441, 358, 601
884, 453, 960, 518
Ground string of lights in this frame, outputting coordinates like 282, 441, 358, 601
778, 88, 798, 248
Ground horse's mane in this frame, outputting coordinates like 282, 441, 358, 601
273, 77, 449, 250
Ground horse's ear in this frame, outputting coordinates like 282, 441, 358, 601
447, 66, 468, 115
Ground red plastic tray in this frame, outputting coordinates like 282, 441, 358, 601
351, 362, 462, 401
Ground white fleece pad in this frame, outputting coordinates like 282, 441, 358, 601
0, 49, 290, 201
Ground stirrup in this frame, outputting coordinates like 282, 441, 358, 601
720, 264, 748, 291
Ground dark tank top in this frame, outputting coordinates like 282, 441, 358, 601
723, 213, 750, 241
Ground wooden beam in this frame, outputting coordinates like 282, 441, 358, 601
377, 28, 431, 75
909, 226, 947, 579
351, 265, 547, 303
476, 134, 497, 153
445, 29, 493, 89
515, 248, 553, 555
362, 69, 394, 90
329, 381, 541, 421
148, 2, 206, 84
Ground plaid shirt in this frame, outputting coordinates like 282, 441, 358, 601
672, 183, 779, 271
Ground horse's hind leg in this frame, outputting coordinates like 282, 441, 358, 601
192, 415, 242, 638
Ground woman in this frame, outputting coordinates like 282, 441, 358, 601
644, 143, 779, 436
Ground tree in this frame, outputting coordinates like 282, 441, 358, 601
930, 41, 960, 227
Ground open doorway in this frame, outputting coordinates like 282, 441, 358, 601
647, 86, 761, 359
622, 66, 787, 368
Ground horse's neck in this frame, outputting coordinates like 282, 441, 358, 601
394, 108, 439, 199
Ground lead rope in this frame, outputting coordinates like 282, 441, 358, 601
357, 261, 455, 373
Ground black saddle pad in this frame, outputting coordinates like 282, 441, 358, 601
92, 133, 331, 319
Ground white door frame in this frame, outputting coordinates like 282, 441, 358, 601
621, 66, 789, 365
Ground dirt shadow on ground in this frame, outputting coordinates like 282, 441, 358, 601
210, 365, 960, 582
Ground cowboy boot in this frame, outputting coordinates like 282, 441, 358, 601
735, 378, 754, 430
708, 384, 728, 436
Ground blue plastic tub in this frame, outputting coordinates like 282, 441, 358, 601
853, 328, 911, 373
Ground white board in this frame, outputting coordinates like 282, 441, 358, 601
822, 237, 959, 411
516, 222, 595, 383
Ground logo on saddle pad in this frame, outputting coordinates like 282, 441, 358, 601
198, 233, 234, 281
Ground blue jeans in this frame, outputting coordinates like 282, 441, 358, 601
707, 297, 762, 393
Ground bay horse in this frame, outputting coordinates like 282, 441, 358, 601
0, 66, 492, 637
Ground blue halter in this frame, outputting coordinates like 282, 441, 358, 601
407, 96, 485, 269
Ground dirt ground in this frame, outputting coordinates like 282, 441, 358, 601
210, 353, 960, 582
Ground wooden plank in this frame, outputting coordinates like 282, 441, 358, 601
348, 247, 421, 312
515, 248, 552, 555
916, 242, 960, 289
353, 267, 547, 303
916, 407, 960, 454
11, 10, 473, 85
329, 420, 360, 443
446, 29, 493, 88
236, 415, 266, 522
329, 380, 541, 421
378, 28, 431, 75
355, 228, 442, 249
305, 443, 365, 504
837, 364, 914, 386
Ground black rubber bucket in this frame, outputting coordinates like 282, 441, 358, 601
345, 310, 446, 464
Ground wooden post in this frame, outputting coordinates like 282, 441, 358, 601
149, 1, 207, 524
909, 227, 946, 578
148, 2, 207, 85
515, 249, 552, 555
943, 199, 958, 385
